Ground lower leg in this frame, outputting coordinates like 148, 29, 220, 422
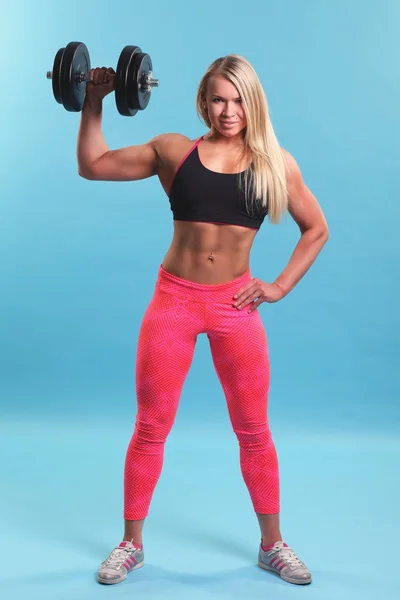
257, 512, 282, 547
123, 519, 145, 546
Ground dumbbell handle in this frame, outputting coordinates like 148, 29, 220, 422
46, 70, 159, 89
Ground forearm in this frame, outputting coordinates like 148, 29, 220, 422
77, 97, 109, 174
274, 227, 329, 296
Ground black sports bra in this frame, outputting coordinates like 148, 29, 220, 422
168, 137, 268, 230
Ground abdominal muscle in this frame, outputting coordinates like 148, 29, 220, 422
156, 134, 258, 285
161, 220, 257, 284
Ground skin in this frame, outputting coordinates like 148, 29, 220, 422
77, 67, 329, 548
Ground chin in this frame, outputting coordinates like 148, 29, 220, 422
218, 127, 242, 138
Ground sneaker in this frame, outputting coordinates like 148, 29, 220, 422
258, 540, 312, 585
97, 540, 144, 585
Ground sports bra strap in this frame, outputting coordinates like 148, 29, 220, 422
168, 136, 204, 195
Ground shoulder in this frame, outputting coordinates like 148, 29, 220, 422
281, 148, 303, 191
281, 148, 299, 176
152, 132, 191, 144
151, 133, 202, 166
151, 133, 197, 152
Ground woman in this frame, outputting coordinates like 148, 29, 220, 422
77, 54, 329, 586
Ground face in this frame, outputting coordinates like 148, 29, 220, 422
204, 75, 247, 138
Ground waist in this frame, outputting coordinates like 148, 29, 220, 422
161, 245, 251, 284
156, 264, 253, 302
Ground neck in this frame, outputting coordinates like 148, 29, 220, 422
204, 129, 246, 148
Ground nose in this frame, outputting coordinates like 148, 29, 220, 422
222, 102, 236, 117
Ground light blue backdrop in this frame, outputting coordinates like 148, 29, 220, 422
2, 0, 398, 431
1, 1, 399, 599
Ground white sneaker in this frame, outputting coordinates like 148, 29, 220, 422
97, 540, 144, 585
258, 540, 312, 585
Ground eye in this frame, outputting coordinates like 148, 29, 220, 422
235, 99, 242, 104
212, 98, 222, 103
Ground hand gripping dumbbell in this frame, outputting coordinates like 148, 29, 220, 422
46, 41, 159, 116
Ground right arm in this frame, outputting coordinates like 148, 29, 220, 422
77, 67, 159, 182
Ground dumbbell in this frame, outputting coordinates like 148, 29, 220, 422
46, 41, 159, 116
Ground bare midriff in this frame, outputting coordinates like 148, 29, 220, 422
161, 220, 257, 284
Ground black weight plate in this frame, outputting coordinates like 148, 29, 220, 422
115, 46, 142, 116
52, 48, 65, 104
129, 53, 153, 111
60, 42, 91, 112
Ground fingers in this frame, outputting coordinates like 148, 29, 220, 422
88, 67, 115, 85
234, 292, 257, 309
233, 281, 260, 308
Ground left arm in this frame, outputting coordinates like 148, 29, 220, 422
233, 150, 329, 311
273, 149, 329, 296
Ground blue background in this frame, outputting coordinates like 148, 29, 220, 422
1, 1, 399, 599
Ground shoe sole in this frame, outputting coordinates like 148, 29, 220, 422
258, 561, 312, 585
97, 561, 144, 585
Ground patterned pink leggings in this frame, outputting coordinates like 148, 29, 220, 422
124, 265, 280, 520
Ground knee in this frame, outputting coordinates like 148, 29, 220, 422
132, 410, 176, 448
233, 423, 273, 452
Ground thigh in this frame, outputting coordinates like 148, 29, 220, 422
207, 310, 270, 424
136, 288, 203, 416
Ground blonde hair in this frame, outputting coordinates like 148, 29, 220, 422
196, 55, 288, 224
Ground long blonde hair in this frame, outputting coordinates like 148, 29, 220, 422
196, 55, 288, 224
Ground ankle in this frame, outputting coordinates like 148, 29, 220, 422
261, 537, 283, 549
123, 537, 143, 548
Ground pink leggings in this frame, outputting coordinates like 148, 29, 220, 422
124, 265, 280, 520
